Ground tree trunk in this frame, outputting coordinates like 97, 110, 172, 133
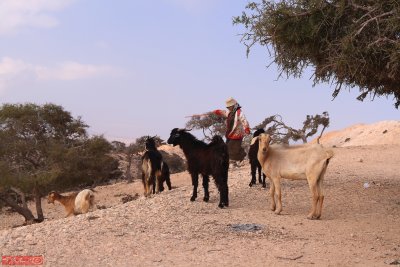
0, 194, 36, 224
10, 187, 28, 210
33, 184, 44, 222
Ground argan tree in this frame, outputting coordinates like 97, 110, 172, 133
185, 113, 226, 141
234, 0, 400, 108
0, 103, 120, 224
254, 112, 330, 144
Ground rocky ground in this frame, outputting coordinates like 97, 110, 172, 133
1, 144, 399, 266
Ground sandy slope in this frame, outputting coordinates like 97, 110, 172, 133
1, 144, 399, 266
312, 120, 400, 147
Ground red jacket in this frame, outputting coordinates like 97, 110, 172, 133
213, 108, 250, 140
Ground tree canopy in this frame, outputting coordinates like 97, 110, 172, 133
254, 112, 330, 144
0, 103, 120, 224
234, 0, 400, 108
184, 110, 329, 145
185, 113, 226, 141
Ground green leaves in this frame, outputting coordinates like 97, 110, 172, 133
235, 0, 400, 108
0, 103, 119, 193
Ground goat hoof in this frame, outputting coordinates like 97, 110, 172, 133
307, 214, 319, 220
262, 184, 266, 188
203, 196, 209, 202
310, 214, 321, 220
224, 202, 229, 207
249, 183, 253, 187
218, 203, 224, 208
190, 196, 196, 202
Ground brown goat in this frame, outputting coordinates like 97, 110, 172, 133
47, 189, 95, 217
256, 133, 334, 219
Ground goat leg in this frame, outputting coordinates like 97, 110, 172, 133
202, 175, 210, 202
307, 182, 319, 220
159, 179, 165, 192
166, 174, 172, 190
269, 179, 276, 211
262, 174, 267, 188
218, 183, 229, 208
257, 165, 263, 184
224, 186, 229, 207
274, 180, 282, 215
249, 166, 257, 187
190, 173, 198, 201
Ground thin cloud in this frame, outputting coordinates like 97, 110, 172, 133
0, 57, 34, 94
36, 61, 117, 81
0, 57, 121, 92
0, 0, 75, 35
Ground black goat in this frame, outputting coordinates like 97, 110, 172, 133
248, 128, 267, 188
141, 137, 171, 196
167, 128, 229, 208
159, 161, 172, 192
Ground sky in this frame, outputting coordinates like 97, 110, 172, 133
0, 0, 398, 143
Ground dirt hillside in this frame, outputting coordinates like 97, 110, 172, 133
1, 122, 400, 266
313, 120, 400, 147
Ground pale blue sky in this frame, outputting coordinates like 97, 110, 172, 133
0, 0, 398, 143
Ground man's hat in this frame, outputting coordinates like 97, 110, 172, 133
225, 97, 237, 108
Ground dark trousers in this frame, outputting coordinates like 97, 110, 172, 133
226, 139, 246, 161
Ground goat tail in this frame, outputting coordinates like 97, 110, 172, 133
76, 190, 94, 214
86, 191, 95, 207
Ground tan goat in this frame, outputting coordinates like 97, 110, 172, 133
256, 133, 334, 219
47, 189, 95, 217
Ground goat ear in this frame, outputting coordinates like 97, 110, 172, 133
250, 136, 259, 146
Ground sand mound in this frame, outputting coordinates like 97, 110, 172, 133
158, 144, 185, 160
313, 120, 400, 147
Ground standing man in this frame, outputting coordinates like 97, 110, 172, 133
213, 97, 251, 161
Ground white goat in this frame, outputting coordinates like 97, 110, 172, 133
256, 133, 334, 219
48, 189, 95, 217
